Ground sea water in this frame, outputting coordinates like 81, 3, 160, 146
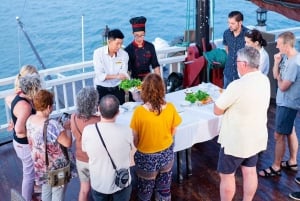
0, 0, 300, 79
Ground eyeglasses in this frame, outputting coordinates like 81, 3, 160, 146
134, 34, 145, 39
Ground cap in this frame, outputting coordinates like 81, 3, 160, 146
130, 16, 147, 32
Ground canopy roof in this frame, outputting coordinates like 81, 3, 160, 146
250, 0, 300, 21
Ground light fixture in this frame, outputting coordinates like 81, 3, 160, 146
256, 7, 268, 26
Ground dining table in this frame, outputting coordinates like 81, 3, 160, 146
116, 82, 223, 183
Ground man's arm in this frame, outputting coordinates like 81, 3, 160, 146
273, 53, 281, 79
153, 67, 161, 77
93, 49, 106, 82
277, 76, 293, 92
273, 53, 293, 91
214, 103, 225, 116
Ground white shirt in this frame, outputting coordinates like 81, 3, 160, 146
82, 122, 133, 193
259, 47, 270, 75
215, 71, 270, 158
93, 46, 129, 87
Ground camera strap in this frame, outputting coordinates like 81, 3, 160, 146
43, 118, 70, 167
95, 123, 117, 170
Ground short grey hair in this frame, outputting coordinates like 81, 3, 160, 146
19, 74, 42, 99
99, 94, 119, 119
76, 87, 99, 118
237, 46, 260, 69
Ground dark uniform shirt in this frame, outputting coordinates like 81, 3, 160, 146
125, 40, 160, 80
223, 25, 248, 84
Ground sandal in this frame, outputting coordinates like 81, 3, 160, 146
281, 161, 298, 171
258, 166, 281, 177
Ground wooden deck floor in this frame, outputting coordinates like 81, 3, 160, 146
1, 101, 299, 201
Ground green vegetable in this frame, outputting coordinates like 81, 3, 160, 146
119, 79, 142, 91
185, 90, 209, 103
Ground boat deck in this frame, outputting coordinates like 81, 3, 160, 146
1, 100, 300, 201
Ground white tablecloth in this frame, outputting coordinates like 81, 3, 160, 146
116, 83, 222, 152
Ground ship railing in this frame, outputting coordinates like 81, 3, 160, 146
0, 46, 186, 140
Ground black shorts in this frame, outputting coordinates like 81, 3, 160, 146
217, 148, 258, 174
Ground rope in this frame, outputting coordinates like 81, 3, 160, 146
182, 0, 195, 47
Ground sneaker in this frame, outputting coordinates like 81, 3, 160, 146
295, 177, 300, 185
289, 192, 300, 200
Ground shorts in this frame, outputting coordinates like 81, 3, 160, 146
76, 159, 90, 182
275, 106, 297, 135
217, 148, 258, 174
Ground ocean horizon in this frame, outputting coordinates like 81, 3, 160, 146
0, 0, 300, 80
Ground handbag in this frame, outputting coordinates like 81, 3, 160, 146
95, 123, 129, 188
43, 119, 71, 187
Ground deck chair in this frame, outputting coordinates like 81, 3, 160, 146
11, 189, 25, 201
203, 48, 227, 88
183, 46, 206, 88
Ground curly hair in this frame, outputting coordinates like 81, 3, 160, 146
19, 74, 42, 99
76, 87, 99, 119
14, 65, 39, 92
140, 73, 166, 115
33, 89, 54, 111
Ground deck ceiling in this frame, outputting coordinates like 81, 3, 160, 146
250, 0, 300, 21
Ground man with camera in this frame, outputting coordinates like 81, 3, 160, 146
82, 94, 133, 201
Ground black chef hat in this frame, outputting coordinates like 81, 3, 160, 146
130, 16, 147, 32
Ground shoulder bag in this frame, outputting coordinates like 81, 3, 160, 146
95, 123, 129, 188
44, 119, 71, 187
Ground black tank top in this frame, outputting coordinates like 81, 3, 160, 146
11, 95, 36, 144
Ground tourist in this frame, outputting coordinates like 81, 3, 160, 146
26, 89, 72, 201
259, 31, 300, 179
223, 11, 248, 88
82, 94, 133, 201
245, 29, 270, 75
214, 46, 270, 201
70, 87, 100, 201
5, 65, 40, 131
130, 73, 182, 200
10, 73, 42, 201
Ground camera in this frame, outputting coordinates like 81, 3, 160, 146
115, 168, 129, 188
57, 112, 71, 125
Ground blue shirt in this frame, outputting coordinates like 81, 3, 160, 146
223, 25, 248, 83
276, 53, 300, 110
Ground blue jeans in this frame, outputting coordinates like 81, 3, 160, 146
13, 140, 35, 201
41, 183, 67, 201
92, 184, 132, 201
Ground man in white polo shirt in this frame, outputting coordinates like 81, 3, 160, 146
93, 29, 129, 104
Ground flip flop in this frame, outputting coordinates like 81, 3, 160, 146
258, 166, 281, 177
281, 160, 298, 171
